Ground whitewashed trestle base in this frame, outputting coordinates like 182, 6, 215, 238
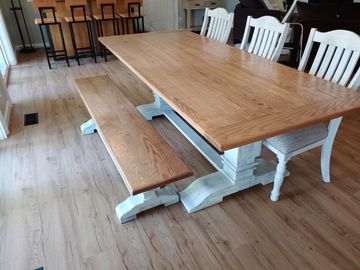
137, 92, 280, 213
115, 186, 179, 223
80, 118, 180, 223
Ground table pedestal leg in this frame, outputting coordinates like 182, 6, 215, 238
137, 91, 279, 213
137, 92, 172, 120
115, 186, 179, 223
179, 143, 276, 213
81, 119, 96, 135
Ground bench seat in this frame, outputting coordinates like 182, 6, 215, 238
75, 75, 192, 222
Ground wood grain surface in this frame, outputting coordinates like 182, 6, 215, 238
0, 51, 359, 270
99, 31, 360, 151
74, 75, 192, 195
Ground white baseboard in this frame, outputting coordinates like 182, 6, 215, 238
15, 42, 49, 51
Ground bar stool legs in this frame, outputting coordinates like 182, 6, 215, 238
96, 18, 118, 62
68, 21, 97, 65
39, 23, 69, 69
86, 21, 97, 63
122, 16, 145, 34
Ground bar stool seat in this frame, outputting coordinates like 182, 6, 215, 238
34, 17, 62, 24
92, 13, 119, 20
118, 12, 144, 19
64, 15, 92, 22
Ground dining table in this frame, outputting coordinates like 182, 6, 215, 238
99, 30, 360, 213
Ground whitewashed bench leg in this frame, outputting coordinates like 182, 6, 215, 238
81, 119, 96, 135
115, 186, 179, 223
137, 91, 172, 120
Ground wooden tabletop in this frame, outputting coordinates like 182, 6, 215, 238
99, 31, 360, 152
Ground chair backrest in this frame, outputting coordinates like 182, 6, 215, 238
240, 16, 290, 62
299, 28, 360, 91
128, 2, 141, 17
298, 29, 360, 145
200, 8, 234, 44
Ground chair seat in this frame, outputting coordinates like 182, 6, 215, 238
64, 15, 92, 23
35, 17, 61, 25
93, 14, 119, 20
118, 12, 144, 18
265, 124, 328, 154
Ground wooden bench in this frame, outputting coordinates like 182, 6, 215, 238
74, 75, 192, 223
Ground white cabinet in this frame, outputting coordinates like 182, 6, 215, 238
183, 0, 223, 30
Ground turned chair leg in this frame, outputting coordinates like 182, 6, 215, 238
320, 141, 333, 183
270, 155, 289, 202
320, 117, 342, 183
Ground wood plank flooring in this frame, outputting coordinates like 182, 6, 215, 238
0, 51, 359, 270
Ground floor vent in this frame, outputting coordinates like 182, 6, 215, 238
34, 268, 44, 270
24, 113, 39, 126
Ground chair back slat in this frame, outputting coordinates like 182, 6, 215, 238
247, 27, 259, 54
253, 28, 265, 55
339, 51, 360, 87
316, 45, 336, 78
240, 16, 290, 62
324, 47, 344, 81
331, 49, 352, 84
301, 29, 360, 89
309, 43, 328, 75
200, 8, 234, 44
258, 29, 270, 56
266, 32, 280, 60
261, 30, 274, 58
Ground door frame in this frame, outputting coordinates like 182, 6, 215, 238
0, 70, 11, 140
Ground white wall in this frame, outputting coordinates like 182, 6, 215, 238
226, 0, 239, 11
0, 0, 42, 50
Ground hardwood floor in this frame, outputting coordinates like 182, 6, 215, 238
0, 51, 359, 270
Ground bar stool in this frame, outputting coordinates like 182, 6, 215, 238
92, 0, 120, 61
119, 2, 144, 34
33, 0, 69, 69
64, 0, 96, 65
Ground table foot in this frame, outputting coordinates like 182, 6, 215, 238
180, 160, 277, 213
137, 92, 172, 120
81, 119, 96, 135
137, 103, 164, 120
115, 186, 179, 223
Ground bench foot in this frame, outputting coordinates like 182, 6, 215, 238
115, 186, 179, 223
81, 119, 96, 135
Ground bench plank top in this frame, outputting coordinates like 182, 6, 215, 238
75, 75, 193, 195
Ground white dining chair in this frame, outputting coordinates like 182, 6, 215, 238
264, 29, 360, 202
200, 8, 234, 44
240, 16, 290, 62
